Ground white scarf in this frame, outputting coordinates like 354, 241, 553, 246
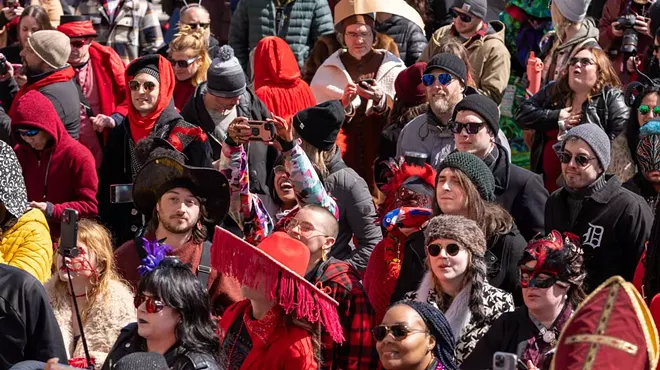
415, 272, 473, 340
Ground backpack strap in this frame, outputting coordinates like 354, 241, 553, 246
197, 241, 212, 288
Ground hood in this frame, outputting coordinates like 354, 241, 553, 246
253, 36, 302, 89
557, 17, 599, 51
486, 142, 511, 196
11, 90, 64, 148
0, 142, 29, 219
483, 21, 506, 43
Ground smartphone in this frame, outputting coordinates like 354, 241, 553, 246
60, 209, 79, 257
404, 151, 428, 167
110, 184, 134, 204
246, 120, 276, 142
493, 352, 518, 370
11, 64, 22, 75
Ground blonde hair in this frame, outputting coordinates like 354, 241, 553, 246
299, 139, 338, 179
169, 25, 211, 87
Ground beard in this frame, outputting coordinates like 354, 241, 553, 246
159, 211, 196, 234
429, 90, 462, 118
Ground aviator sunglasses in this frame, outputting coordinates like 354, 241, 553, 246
449, 120, 485, 134
557, 151, 597, 167
450, 9, 472, 23
422, 73, 453, 87
134, 294, 165, 313
427, 243, 462, 257
371, 324, 429, 342
129, 80, 157, 92
638, 104, 660, 117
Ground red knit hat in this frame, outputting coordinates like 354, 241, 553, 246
212, 227, 344, 343
395, 62, 428, 107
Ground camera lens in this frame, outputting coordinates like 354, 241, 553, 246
252, 128, 259, 135
495, 355, 504, 368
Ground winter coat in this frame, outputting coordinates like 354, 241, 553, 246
324, 150, 383, 273
102, 323, 220, 370
376, 15, 427, 67
0, 69, 81, 140
97, 102, 213, 246
228, 0, 334, 79
180, 83, 278, 196
486, 226, 526, 305
486, 143, 549, 241
0, 264, 68, 369
302, 33, 400, 84
624, 172, 659, 214
203, 0, 232, 46
12, 95, 99, 240
418, 21, 511, 104
515, 83, 629, 175
545, 175, 653, 292
44, 278, 135, 369
540, 18, 599, 85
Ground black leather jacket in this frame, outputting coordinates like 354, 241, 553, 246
515, 83, 629, 174
102, 324, 220, 370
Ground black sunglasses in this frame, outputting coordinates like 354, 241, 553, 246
169, 56, 199, 68
568, 57, 595, 67
427, 243, 462, 257
449, 120, 485, 134
557, 151, 597, 167
185, 22, 210, 29
70, 39, 91, 48
129, 80, 157, 92
450, 9, 472, 23
371, 324, 429, 342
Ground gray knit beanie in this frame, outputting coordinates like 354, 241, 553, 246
558, 123, 611, 171
424, 215, 486, 257
207, 45, 246, 98
436, 152, 496, 201
554, 0, 590, 23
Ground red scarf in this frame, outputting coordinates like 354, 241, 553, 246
125, 55, 175, 143
8, 66, 76, 118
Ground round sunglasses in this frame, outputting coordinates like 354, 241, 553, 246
449, 120, 485, 134
371, 324, 429, 342
129, 80, 157, 92
427, 243, 462, 257
638, 104, 660, 117
134, 294, 165, 313
556, 151, 597, 167
422, 73, 453, 87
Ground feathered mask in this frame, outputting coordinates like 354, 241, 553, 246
138, 238, 172, 276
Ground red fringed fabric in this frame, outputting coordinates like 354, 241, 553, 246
168, 125, 208, 151
68, 357, 95, 368
256, 84, 316, 121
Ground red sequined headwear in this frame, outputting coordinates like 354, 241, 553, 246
520, 230, 585, 286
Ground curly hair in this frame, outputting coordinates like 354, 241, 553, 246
169, 25, 211, 86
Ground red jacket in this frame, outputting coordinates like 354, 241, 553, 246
88, 42, 129, 134
218, 300, 318, 370
11, 90, 98, 239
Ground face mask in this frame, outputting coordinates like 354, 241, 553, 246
637, 134, 660, 174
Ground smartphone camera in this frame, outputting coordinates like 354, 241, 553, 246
62, 211, 70, 224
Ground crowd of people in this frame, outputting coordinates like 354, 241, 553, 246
1, 0, 660, 369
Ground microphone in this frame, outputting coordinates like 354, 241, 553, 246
113, 353, 169, 370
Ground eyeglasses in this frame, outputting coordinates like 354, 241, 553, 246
427, 243, 462, 257
70, 39, 92, 48
639, 104, 660, 117
184, 22, 210, 30
520, 267, 559, 289
18, 129, 40, 137
450, 9, 472, 23
345, 31, 372, 39
372, 324, 429, 342
557, 151, 597, 167
568, 57, 595, 67
134, 294, 165, 313
284, 218, 325, 238
129, 80, 157, 92
169, 56, 199, 68
449, 120, 485, 134
422, 73, 453, 87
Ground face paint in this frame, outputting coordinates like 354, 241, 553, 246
637, 134, 660, 174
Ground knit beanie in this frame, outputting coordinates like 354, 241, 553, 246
135, 64, 160, 81
436, 152, 496, 201
452, 0, 487, 19
207, 45, 246, 98
452, 94, 500, 135
559, 123, 611, 171
424, 53, 467, 85
293, 100, 345, 151
424, 214, 487, 257
27, 30, 70, 69
395, 62, 428, 107
553, 0, 590, 23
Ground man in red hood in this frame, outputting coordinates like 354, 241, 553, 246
10, 90, 98, 239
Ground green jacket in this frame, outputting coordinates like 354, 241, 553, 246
229, 0, 334, 78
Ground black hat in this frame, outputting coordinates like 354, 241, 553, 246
452, 94, 500, 134
452, 0, 487, 19
424, 53, 467, 85
293, 100, 345, 151
127, 54, 161, 81
436, 151, 495, 201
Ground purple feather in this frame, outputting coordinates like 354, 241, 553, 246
137, 238, 172, 276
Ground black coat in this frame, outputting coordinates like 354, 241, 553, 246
624, 172, 659, 214
0, 264, 68, 369
376, 15, 427, 66
515, 83, 629, 174
487, 143, 549, 241
102, 324, 220, 370
545, 175, 653, 292
97, 101, 213, 246
180, 83, 278, 196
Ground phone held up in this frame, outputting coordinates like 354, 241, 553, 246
493, 352, 528, 370
110, 184, 133, 204
60, 209, 79, 258
247, 120, 276, 142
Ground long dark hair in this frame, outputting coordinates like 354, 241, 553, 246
626, 81, 660, 164
137, 258, 218, 357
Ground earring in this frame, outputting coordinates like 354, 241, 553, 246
322, 248, 328, 261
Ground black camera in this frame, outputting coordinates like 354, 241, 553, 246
0, 55, 7, 75
616, 14, 639, 55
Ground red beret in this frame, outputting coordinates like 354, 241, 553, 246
394, 62, 427, 107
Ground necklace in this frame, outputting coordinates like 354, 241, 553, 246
225, 319, 245, 369
528, 312, 558, 345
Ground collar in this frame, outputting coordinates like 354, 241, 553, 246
73, 59, 91, 71
562, 175, 620, 204
26, 67, 64, 84
454, 22, 488, 43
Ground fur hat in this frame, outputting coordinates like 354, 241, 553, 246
425, 215, 486, 257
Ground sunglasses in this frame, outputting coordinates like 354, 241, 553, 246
185, 22, 210, 29
284, 218, 325, 237
422, 73, 453, 87
372, 324, 429, 342
568, 57, 595, 67
520, 268, 559, 289
129, 80, 157, 92
70, 39, 91, 48
639, 104, 660, 117
450, 120, 485, 134
557, 151, 597, 167
134, 294, 165, 313
450, 9, 472, 23
169, 56, 199, 68
18, 129, 40, 137
427, 243, 462, 257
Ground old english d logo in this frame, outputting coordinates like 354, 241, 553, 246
582, 223, 604, 249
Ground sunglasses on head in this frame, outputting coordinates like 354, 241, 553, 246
134, 294, 165, 313
169, 56, 199, 68
18, 129, 40, 137
568, 57, 595, 67
557, 151, 597, 167
449, 120, 485, 134
185, 22, 210, 29
422, 73, 453, 87
427, 243, 462, 257
70, 39, 91, 48
129, 80, 157, 92
639, 104, 660, 117
371, 324, 429, 342
450, 9, 472, 23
